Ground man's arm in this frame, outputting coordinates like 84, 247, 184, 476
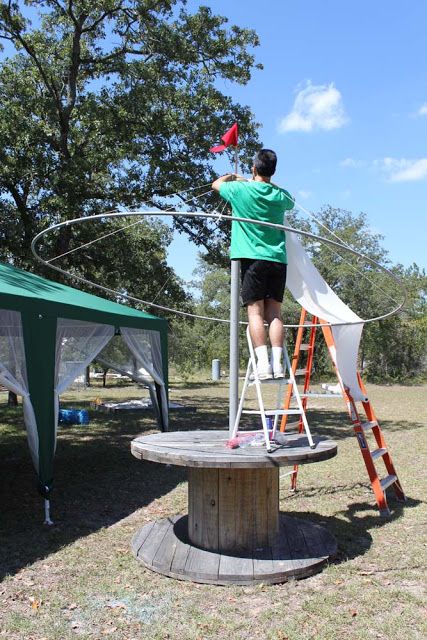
211, 173, 246, 192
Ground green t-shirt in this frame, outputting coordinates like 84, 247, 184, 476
219, 180, 294, 264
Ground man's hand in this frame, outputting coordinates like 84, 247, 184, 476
212, 173, 247, 192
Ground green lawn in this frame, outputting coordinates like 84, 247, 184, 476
0, 378, 426, 640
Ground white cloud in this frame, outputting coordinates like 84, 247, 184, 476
297, 190, 311, 199
380, 157, 427, 182
417, 103, 427, 116
340, 158, 363, 168
278, 81, 348, 133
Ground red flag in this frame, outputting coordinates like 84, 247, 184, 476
210, 122, 238, 153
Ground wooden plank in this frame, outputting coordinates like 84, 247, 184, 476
235, 469, 255, 551
138, 518, 171, 566
253, 468, 270, 550
188, 468, 219, 551
184, 545, 220, 582
131, 521, 155, 557
218, 553, 254, 582
152, 518, 178, 571
188, 467, 203, 547
316, 524, 338, 559
271, 516, 296, 578
132, 515, 336, 585
131, 430, 337, 469
170, 519, 191, 576
218, 469, 237, 551
282, 516, 320, 576
253, 546, 274, 579
201, 468, 219, 550
299, 519, 337, 562
267, 469, 280, 546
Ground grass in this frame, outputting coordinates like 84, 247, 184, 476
0, 377, 426, 640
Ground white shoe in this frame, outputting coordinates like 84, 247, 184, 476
273, 366, 284, 379
250, 364, 273, 381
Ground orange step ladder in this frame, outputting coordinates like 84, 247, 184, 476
280, 309, 406, 516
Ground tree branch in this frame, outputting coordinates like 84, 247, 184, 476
81, 3, 125, 33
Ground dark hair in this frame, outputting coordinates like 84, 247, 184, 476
253, 149, 277, 177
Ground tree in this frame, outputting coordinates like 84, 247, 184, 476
38, 215, 193, 318
362, 264, 427, 381
171, 207, 427, 382
288, 207, 427, 381
0, 0, 261, 294
169, 259, 232, 374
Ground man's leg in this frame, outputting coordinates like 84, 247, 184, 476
265, 299, 284, 376
247, 300, 266, 347
265, 299, 284, 346
247, 300, 272, 379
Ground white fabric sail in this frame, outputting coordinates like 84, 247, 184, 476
286, 231, 367, 402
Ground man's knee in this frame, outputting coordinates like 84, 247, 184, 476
247, 300, 264, 318
265, 299, 282, 323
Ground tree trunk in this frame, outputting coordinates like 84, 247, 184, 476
102, 368, 108, 387
85, 365, 91, 387
8, 391, 18, 406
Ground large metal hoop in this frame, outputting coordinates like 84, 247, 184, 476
31, 209, 407, 328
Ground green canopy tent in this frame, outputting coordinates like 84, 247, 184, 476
0, 263, 168, 521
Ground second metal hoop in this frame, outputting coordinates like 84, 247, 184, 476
31, 209, 407, 328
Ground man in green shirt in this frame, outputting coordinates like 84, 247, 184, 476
212, 149, 294, 379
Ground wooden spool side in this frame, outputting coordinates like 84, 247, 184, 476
188, 467, 279, 553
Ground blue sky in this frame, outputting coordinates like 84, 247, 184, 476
1, 2, 425, 282
169, 0, 426, 281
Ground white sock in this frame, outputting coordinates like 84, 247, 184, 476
271, 346, 283, 371
255, 345, 269, 369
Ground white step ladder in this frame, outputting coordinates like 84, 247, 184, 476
231, 327, 315, 453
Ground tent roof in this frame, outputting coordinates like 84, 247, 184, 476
0, 263, 166, 330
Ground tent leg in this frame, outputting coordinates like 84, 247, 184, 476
44, 499, 53, 526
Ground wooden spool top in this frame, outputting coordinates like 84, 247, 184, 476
131, 430, 337, 469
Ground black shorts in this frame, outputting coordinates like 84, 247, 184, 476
239, 259, 287, 306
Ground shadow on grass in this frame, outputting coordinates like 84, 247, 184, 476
285, 495, 422, 564
0, 405, 189, 582
0, 393, 422, 582
284, 408, 425, 441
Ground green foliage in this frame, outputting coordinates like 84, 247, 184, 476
290, 207, 427, 381
362, 264, 427, 381
0, 0, 261, 300
169, 259, 236, 374
171, 209, 427, 383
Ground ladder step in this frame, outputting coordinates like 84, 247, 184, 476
283, 420, 301, 430
299, 344, 310, 351
321, 383, 341, 394
371, 447, 387, 461
301, 392, 342, 398
242, 409, 303, 416
380, 474, 398, 491
294, 368, 307, 376
249, 378, 291, 386
361, 421, 378, 432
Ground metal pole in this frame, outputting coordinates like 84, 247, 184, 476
229, 259, 240, 434
228, 143, 241, 434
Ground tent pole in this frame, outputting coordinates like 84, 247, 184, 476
22, 313, 57, 505
229, 259, 240, 434
44, 499, 53, 525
